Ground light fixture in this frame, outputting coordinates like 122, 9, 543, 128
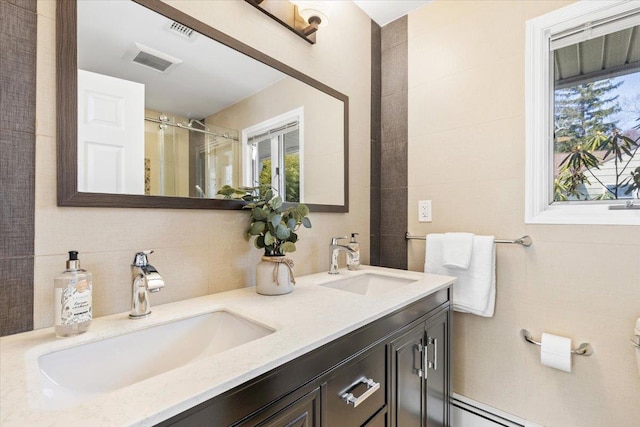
290, 1, 330, 36
245, 0, 331, 44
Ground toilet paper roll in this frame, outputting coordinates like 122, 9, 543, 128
541, 333, 572, 372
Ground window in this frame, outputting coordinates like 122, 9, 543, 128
526, 1, 640, 225
243, 108, 304, 203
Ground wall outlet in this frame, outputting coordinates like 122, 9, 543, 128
418, 200, 432, 222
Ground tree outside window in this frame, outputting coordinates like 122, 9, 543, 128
553, 54, 640, 201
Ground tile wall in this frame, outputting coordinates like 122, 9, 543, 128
378, 17, 408, 269
0, 0, 37, 336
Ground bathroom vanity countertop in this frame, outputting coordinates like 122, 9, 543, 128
0, 266, 454, 427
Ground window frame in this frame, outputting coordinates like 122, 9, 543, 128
525, 0, 640, 225
241, 107, 304, 202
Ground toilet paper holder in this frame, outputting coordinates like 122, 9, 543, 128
520, 329, 593, 356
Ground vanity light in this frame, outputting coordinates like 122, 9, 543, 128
245, 0, 331, 44
290, 1, 330, 35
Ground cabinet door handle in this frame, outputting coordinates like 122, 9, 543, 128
340, 377, 381, 408
427, 336, 438, 371
414, 343, 424, 378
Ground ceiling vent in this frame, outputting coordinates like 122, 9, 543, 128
126, 43, 183, 74
133, 51, 173, 72
168, 21, 197, 40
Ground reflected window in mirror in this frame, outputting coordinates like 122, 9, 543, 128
245, 109, 303, 203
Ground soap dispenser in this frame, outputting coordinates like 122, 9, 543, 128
346, 233, 360, 270
54, 251, 92, 337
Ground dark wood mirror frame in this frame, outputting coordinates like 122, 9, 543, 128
56, 0, 349, 212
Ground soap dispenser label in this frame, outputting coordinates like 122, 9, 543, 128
55, 282, 93, 326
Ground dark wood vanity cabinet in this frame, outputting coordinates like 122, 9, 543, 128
157, 286, 451, 427
389, 309, 450, 427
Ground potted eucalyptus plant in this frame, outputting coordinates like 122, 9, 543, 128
243, 187, 312, 295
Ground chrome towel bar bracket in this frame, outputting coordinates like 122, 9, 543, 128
405, 232, 533, 247
521, 329, 593, 356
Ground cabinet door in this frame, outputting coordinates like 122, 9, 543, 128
389, 324, 425, 427
424, 311, 449, 427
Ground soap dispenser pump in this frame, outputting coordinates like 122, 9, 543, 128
346, 233, 360, 270
54, 251, 92, 337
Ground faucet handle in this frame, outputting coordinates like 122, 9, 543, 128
331, 237, 347, 245
132, 250, 154, 267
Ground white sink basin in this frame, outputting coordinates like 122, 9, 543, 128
321, 273, 417, 296
38, 310, 274, 409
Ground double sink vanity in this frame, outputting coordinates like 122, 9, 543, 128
1, 267, 454, 426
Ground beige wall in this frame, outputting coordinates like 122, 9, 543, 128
407, 1, 640, 426
34, 0, 371, 328
209, 76, 344, 206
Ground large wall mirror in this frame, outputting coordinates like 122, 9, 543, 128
57, 0, 348, 211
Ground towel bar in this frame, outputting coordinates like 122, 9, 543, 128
405, 232, 533, 247
520, 329, 593, 356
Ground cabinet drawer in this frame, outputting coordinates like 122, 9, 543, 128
324, 346, 386, 427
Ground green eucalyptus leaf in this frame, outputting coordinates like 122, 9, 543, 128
288, 232, 298, 243
255, 235, 265, 249
271, 214, 282, 229
264, 231, 275, 246
252, 207, 267, 221
302, 217, 312, 228
275, 224, 291, 240
267, 222, 276, 235
287, 218, 297, 230
280, 241, 296, 253
250, 221, 265, 235
271, 196, 283, 210
296, 203, 309, 217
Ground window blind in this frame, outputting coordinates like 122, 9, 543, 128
247, 121, 299, 145
550, 8, 640, 50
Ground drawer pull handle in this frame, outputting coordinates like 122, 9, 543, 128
340, 377, 380, 408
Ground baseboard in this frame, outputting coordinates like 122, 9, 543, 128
451, 393, 542, 427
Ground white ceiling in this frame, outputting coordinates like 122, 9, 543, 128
353, 0, 432, 26
77, 1, 286, 119
76, 0, 431, 119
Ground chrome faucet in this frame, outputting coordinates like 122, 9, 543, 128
129, 250, 164, 319
329, 237, 360, 274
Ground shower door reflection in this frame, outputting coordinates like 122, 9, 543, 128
144, 113, 189, 197
195, 129, 240, 198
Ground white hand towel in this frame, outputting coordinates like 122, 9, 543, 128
442, 232, 474, 269
425, 233, 496, 317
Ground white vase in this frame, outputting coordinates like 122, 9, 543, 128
255, 256, 295, 296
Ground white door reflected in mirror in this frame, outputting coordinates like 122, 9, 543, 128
77, 69, 145, 194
